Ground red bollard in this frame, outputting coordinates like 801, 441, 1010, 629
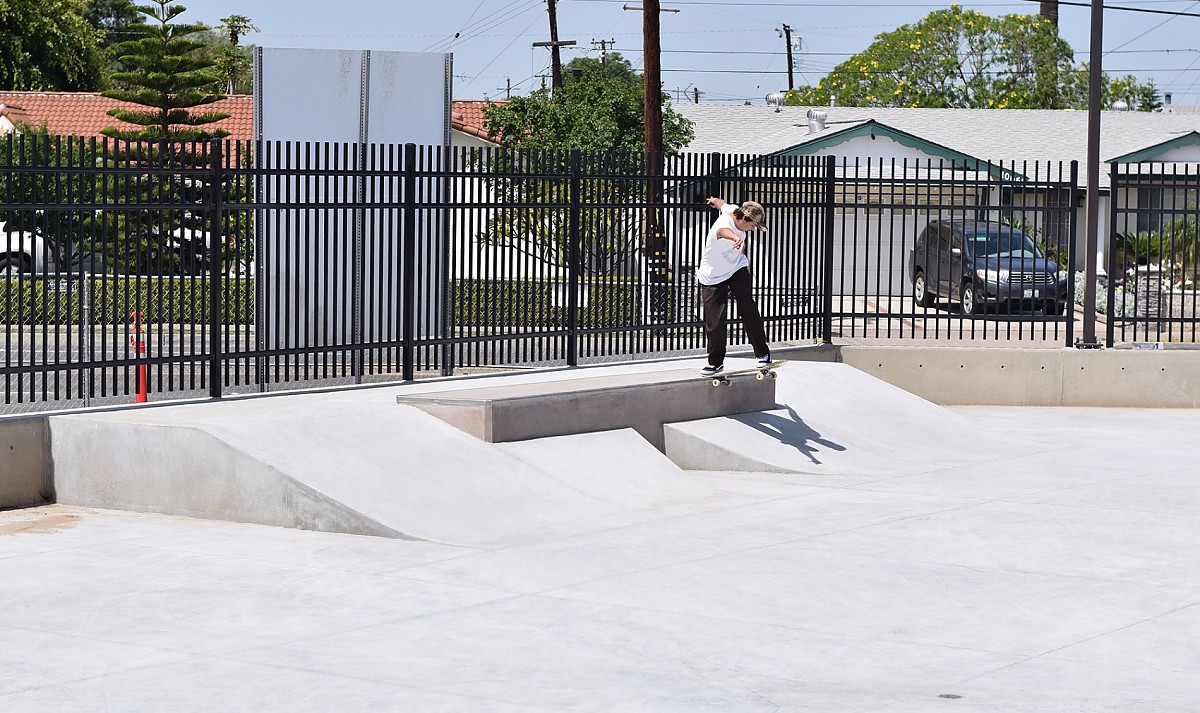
129, 311, 148, 403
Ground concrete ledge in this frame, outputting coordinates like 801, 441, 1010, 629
837, 345, 1200, 407
395, 368, 777, 448
0, 416, 51, 509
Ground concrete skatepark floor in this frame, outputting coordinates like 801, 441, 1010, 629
3, 403, 1200, 711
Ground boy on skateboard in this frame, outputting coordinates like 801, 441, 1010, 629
695, 197, 772, 376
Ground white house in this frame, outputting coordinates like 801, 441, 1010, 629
672, 103, 1200, 290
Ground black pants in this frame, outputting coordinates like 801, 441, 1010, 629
700, 267, 769, 367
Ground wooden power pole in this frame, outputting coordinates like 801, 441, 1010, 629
533, 0, 575, 90
779, 24, 795, 91
547, 0, 563, 89
1040, 1, 1059, 26
626, 1, 677, 321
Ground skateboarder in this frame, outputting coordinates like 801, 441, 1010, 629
696, 197, 771, 376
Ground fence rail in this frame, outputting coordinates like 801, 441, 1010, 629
2, 134, 1194, 413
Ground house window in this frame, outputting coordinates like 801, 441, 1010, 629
1137, 186, 1200, 233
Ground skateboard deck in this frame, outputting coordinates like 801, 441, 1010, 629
704, 359, 785, 386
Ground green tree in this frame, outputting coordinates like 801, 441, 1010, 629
213, 14, 258, 94
85, 0, 140, 49
98, 0, 232, 275
784, 5, 1154, 110
477, 57, 694, 275
482, 55, 693, 153
100, 0, 229, 144
0, 0, 105, 91
1059, 66, 1162, 112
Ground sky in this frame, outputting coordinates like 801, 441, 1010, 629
185, 0, 1200, 105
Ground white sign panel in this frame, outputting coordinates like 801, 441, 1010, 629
255, 48, 451, 358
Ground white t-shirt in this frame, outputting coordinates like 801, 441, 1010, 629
695, 204, 750, 286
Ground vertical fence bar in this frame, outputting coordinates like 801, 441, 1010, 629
1066, 160, 1080, 347
1106, 163, 1119, 348
401, 143, 417, 381
567, 148, 582, 367
821, 155, 836, 343
208, 139, 225, 399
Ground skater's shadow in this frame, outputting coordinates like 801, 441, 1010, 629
731, 404, 845, 465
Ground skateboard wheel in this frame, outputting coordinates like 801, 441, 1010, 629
711, 378, 722, 387
756, 372, 765, 380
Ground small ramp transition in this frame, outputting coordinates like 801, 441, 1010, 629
664, 361, 1018, 475
50, 390, 723, 547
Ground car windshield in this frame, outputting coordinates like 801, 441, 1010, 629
965, 228, 1042, 259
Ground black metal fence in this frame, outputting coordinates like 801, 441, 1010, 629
1108, 162, 1200, 345
3, 134, 1184, 414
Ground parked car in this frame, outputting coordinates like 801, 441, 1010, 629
1, 220, 111, 277
0, 221, 53, 276
907, 219, 1069, 315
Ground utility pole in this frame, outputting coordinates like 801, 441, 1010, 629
497, 78, 512, 99
778, 24, 796, 91
1040, 1, 1059, 26
533, 1, 576, 90
547, 0, 563, 89
693, 86, 701, 104
592, 38, 615, 66
1078, 0, 1103, 348
643, 1, 663, 159
625, 1, 679, 322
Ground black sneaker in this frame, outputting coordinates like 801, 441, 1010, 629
701, 364, 724, 376
756, 353, 772, 366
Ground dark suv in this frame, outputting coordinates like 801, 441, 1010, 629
907, 219, 1069, 315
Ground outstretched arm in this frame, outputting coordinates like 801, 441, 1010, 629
716, 227, 746, 252
705, 197, 726, 211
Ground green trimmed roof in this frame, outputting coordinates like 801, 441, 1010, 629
1107, 131, 1200, 164
766, 120, 1026, 181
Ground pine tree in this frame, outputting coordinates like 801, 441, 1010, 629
100, 0, 229, 146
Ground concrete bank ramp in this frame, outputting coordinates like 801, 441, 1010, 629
664, 361, 1016, 475
50, 391, 719, 547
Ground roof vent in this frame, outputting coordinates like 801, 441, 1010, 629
1111, 99, 1130, 112
806, 108, 827, 133
766, 92, 785, 112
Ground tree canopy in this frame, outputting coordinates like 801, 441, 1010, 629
0, 0, 105, 91
100, 0, 229, 143
785, 5, 1157, 111
482, 53, 693, 154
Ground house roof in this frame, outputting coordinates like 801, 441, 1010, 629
0, 91, 255, 140
673, 104, 1200, 188
0, 91, 500, 145
451, 99, 497, 142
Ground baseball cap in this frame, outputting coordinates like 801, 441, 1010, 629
738, 201, 767, 231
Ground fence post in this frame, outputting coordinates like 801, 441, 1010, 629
567, 149, 582, 367
1066, 160, 1079, 347
402, 143, 417, 381
208, 138, 224, 399
1105, 163, 1119, 348
821, 154, 836, 344
707, 152, 722, 200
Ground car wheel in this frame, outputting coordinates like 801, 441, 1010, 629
0, 255, 31, 278
913, 270, 934, 308
961, 282, 983, 314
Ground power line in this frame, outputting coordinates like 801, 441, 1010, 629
613, 46, 1200, 57
570, 0, 1200, 18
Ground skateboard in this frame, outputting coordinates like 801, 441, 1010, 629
704, 360, 785, 386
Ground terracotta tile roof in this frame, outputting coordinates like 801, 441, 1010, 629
452, 99, 500, 142
0, 91, 254, 140
0, 92, 503, 144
